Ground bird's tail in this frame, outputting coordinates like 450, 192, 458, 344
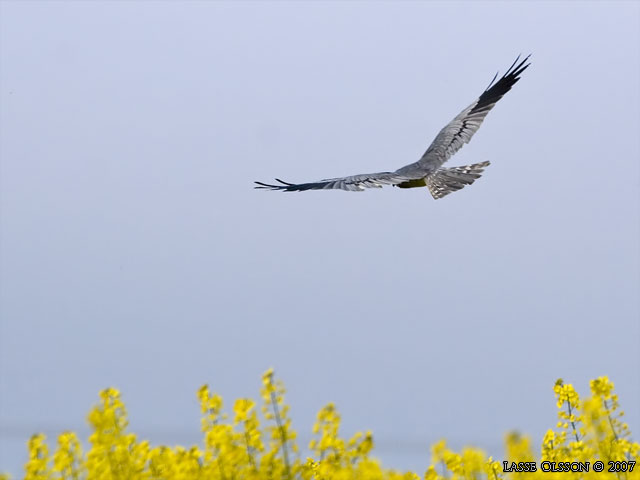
426, 161, 490, 199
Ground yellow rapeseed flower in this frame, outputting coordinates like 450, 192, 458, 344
52, 432, 84, 479
12, 374, 640, 480
24, 434, 51, 480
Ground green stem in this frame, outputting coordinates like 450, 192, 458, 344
244, 429, 257, 471
604, 399, 620, 442
270, 390, 292, 480
567, 401, 580, 443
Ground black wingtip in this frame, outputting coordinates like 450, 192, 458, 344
274, 178, 294, 186
484, 70, 499, 92
509, 53, 532, 77
255, 180, 282, 190
506, 54, 521, 74
254, 179, 298, 191
484, 54, 532, 92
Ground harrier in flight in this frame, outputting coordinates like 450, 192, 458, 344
255, 55, 530, 199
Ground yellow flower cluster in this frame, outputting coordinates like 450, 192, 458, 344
8, 373, 638, 480
539, 377, 637, 471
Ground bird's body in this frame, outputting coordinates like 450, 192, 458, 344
256, 55, 530, 200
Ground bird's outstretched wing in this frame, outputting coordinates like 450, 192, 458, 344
404, 55, 530, 174
254, 171, 417, 192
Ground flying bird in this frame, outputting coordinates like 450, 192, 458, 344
255, 55, 530, 199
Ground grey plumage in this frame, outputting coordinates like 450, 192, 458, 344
255, 55, 530, 200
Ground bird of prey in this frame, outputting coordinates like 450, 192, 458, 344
255, 55, 530, 199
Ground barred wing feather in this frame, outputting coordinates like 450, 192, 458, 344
413, 55, 530, 172
254, 171, 417, 192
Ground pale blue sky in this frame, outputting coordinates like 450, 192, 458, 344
1, 1, 639, 476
